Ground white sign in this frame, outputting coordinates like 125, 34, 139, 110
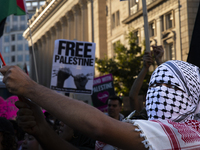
50, 39, 96, 95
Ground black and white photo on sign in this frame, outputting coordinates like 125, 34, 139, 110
50, 39, 96, 95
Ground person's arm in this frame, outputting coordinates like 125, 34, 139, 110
0, 66, 146, 149
129, 46, 164, 112
129, 52, 152, 112
16, 98, 78, 150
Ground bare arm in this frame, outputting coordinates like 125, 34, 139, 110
129, 46, 164, 112
1, 66, 146, 149
129, 52, 152, 112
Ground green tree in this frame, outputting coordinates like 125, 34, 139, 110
95, 32, 152, 96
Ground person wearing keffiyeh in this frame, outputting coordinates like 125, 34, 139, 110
146, 60, 200, 122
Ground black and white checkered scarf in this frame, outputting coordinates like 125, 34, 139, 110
146, 60, 200, 122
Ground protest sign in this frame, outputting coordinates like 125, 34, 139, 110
50, 39, 96, 95
0, 96, 19, 120
91, 74, 115, 112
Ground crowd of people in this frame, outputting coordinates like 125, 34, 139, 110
1, 45, 200, 149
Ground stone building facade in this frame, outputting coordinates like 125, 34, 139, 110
24, 0, 107, 88
107, 0, 200, 62
23, 0, 200, 103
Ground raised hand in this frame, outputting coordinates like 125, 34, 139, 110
57, 68, 72, 88
0, 66, 36, 96
15, 97, 46, 136
73, 74, 91, 90
151, 45, 164, 65
143, 51, 153, 69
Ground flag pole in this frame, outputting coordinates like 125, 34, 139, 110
142, 0, 150, 52
27, 13, 39, 83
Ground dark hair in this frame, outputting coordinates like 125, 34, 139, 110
70, 130, 95, 150
107, 95, 122, 106
9, 120, 25, 141
0, 117, 17, 150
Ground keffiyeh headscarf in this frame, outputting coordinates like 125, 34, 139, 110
146, 60, 200, 122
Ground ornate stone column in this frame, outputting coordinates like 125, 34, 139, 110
156, 17, 162, 46
87, 0, 93, 42
33, 42, 39, 82
48, 27, 56, 87
45, 31, 51, 87
55, 22, 61, 39
72, 4, 81, 40
80, 0, 88, 41
60, 16, 67, 39
41, 35, 46, 86
66, 11, 74, 40
37, 40, 42, 84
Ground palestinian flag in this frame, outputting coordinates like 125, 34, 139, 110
0, 0, 27, 37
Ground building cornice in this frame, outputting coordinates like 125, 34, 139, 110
24, 0, 68, 39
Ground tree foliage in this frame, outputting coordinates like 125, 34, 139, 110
95, 32, 152, 96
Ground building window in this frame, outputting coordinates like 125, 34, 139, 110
25, 44, 29, 51
161, 10, 174, 32
166, 12, 173, 30
32, 2, 38, 6
106, 5, 108, 16
112, 40, 120, 52
20, 15, 25, 21
165, 42, 175, 60
26, 2, 31, 6
4, 46, 10, 53
28, 13, 34, 19
11, 45, 15, 52
40, 1, 45, 5
17, 55, 23, 62
17, 44, 23, 51
11, 56, 15, 62
11, 34, 15, 41
161, 15, 164, 32
20, 24, 26, 30
112, 11, 120, 29
5, 25, 10, 33
129, 0, 138, 15
4, 56, 10, 64
25, 55, 29, 61
112, 13, 115, 29
12, 25, 18, 31
116, 11, 120, 26
149, 21, 156, 37
13, 16, 18, 21
133, 30, 140, 44
6, 16, 10, 23
17, 33, 23, 40
4, 35, 9, 42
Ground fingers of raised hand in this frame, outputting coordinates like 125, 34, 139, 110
15, 101, 30, 109
17, 108, 33, 117
0, 65, 13, 76
17, 109, 36, 129
17, 120, 36, 129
